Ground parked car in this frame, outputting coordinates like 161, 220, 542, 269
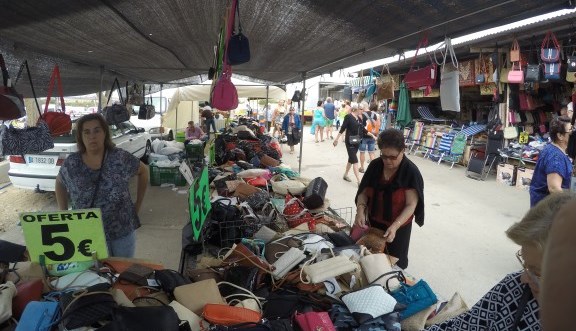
8, 120, 152, 192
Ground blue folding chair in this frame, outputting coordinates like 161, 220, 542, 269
417, 105, 449, 124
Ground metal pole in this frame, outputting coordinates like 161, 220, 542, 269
265, 85, 269, 131
298, 72, 306, 173
98, 66, 104, 111
160, 83, 164, 140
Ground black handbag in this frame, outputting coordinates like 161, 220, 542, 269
330, 303, 401, 331
97, 306, 182, 331
138, 85, 156, 120
568, 53, 576, 73
100, 78, 130, 125
211, 198, 239, 223
1, 120, 54, 156
59, 283, 117, 330
302, 177, 327, 209
227, 1, 250, 65
524, 64, 540, 82
154, 269, 191, 297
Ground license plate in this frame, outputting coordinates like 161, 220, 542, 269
25, 155, 58, 168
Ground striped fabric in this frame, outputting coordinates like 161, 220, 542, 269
460, 124, 487, 137
438, 132, 455, 153
417, 106, 446, 122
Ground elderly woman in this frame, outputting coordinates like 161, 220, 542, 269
529, 116, 573, 207
353, 128, 424, 269
426, 192, 576, 331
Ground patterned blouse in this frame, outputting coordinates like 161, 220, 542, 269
425, 272, 540, 331
59, 148, 141, 240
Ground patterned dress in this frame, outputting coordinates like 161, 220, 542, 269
425, 272, 540, 331
59, 148, 141, 241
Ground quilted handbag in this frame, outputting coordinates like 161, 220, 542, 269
544, 62, 561, 80
15, 301, 59, 331
295, 311, 336, 331
1, 120, 54, 156
203, 304, 262, 326
212, 64, 238, 111
541, 30, 561, 63
59, 284, 117, 329
341, 285, 402, 324
43, 65, 72, 136
0, 54, 25, 121
389, 279, 438, 320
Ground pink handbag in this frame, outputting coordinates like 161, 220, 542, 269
350, 223, 369, 241
507, 62, 524, 84
211, 64, 238, 111
295, 311, 336, 331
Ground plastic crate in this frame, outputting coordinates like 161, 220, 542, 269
186, 143, 204, 161
149, 164, 187, 186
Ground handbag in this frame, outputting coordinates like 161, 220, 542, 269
1, 120, 54, 156
0, 281, 16, 324
100, 78, 130, 125
212, 198, 239, 223
330, 303, 401, 331
138, 85, 156, 120
356, 227, 387, 253
389, 279, 438, 320
43, 65, 72, 136
504, 126, 518, 140
510, 38, 520, 62
59, 284, 117, 330
348, 118, 362, 145
15, 301, 59, 331
507, 62, 524, 84
227, 0, 250, 65
154, 269, 191, 297
341, 285, 402, 324
543, 62, 561, 80
118, 263, 154, 286
295, 311, 336, 331
270, 174, 306, 195
212, 64, 239, 111
173, 278, 226, 315
475, 51, 486, 84
301, 253, 358, 284
360, 253, 399, 288
440, 37, 460, 112
376, 64, 395, 101
568, 52, 576, 72
524, 64, 540, 82
97, 306, 181, 331
0, 54, 25, 121
541, 30, 561, 63
203, 304, 262, 326
271, 247, 306, 279
350, 223, 369, 242
169, 300, 210, 331
404, 39, 437, 93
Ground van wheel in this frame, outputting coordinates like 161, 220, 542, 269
141, 141, 152, 164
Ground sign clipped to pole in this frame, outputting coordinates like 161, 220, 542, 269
20, 208, 108, 264
189, 167, 211, 241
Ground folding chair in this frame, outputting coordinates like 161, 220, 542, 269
429, 131, 465, 168
466, 130, 504, 180
406, 121, 424, 154
412, 131, 438, 158
417, 105, 449, 124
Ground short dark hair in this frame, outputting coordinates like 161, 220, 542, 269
317, 100, 323, 107
377, 128, 405, 151
75, 113, 115, 153
550, 116, 571, 143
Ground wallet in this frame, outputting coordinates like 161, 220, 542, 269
118, 263, 154, 286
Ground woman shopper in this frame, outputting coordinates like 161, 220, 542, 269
55, 114, 149, 258
354, 128, 424, 269
281, 106, 302, 154
323, 97, 336, 139
333, 104, 375, 186
426, 192, 575, 331
311, 100, 326, 143
529, 116, 573, 207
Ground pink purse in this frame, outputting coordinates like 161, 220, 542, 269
507, 62, 524, 84
350, 223, 369, 241
211, 64, 238, 111
295, 311, 336, 331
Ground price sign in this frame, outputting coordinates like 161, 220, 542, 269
189, 167, 211, 241
519, 131, 529, 144
20, 208, 108, 264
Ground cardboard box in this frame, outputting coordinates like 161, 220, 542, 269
497, 163, 516, 186
516, 167, 534, 190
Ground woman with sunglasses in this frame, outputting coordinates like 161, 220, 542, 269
425, 192, 575, 331
354, 128, 424, 269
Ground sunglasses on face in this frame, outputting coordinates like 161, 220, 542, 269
380, 150, 403, 161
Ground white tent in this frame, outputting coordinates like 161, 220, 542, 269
162, 78, 286, 132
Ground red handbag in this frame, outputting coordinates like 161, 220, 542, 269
403, 35, 437, 94
211, 64, 238, 111
283, 195, 316, 230
350, 223, 369, 241
203, 304, 261, 326
295, 311, 336, 331
245, 177, 267, 187
0, 54, 25, 121
43, 65, 71, 136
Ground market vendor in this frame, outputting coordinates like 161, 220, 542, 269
55, 114, 148, 258
185, 120, 207, 144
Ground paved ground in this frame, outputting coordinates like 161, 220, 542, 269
0, 126, 529, 307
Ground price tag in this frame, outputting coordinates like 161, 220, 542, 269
20, 208, 108, 264
189, 167, 211, 241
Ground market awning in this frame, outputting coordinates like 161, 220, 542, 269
0, 0, 570, 97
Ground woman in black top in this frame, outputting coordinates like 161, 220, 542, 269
334, 104, 376, 186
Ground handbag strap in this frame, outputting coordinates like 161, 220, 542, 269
44, 65, 66, 114
235, 0, 243, 34
511, 285, 531, 330
511, 38, 520, 51
90, 151, 106, 208
148, 85, 152, 105
0, 53, 10, 88
442, 37, 458, 69
17, 61, 42, 118
541, 30, 560, 50
408, 33, 433, 72
218, 281, 263, 311
104, 78, 124, 108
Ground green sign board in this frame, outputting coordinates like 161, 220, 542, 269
20, 208, 108, 264
189, 167, 211, 241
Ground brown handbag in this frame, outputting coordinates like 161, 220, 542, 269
510, 38, 520, 62
356, 227, 388, 253
376, 64, 395, 101
233, 182, 261, 199
259, 154, 280, 167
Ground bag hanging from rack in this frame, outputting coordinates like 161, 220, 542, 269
440, 37, 460, 112
376, 64, 395, 100
568, 51, 576, 72
227, 0, 250, 65
0, 53, 25, 120
475, 51, 486, 84
212, 64, 238, 111
43, 65, 72, 136
138, 85, 156, 120
100, 78, 130, 125
504, 126, 518, 140
127, 82, 144, 105
524, 64, 541, 82
541, 30, 561, 63
510, 38, 521, 62
507, 62, 524, 84
543, 62, 561, 80
403, 35, 437, 93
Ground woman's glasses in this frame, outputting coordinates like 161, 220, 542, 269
380, 151, 403, 161
516, 250, 541, 288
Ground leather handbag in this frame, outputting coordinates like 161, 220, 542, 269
302, 177, 328, 210
341, 285, 401, 324
524, 64, 540, 82
212, 64, 239, 111
504, 126, 518, 140
301, 254, 358, 284
404, 35, 437, 92
118, 263, 154, 286
510, 38, 520, 62
389, 279, 438, 320
138, 85, 156, 120
295, 311, 336, 331
1, 120, 54, 156
541, 30, 561, 63
100, 78, 130, 125
227, 0, 250, 65
97, 306, 181, 331
507, 62, 524, 84
173, 278, 226, 315
543, 62, 561, 80
203, 304, 262, 326
0, 54, 25, 121
59, 284, 117, 329
349, 223, 368, 241
356, 227, 388, 253
43, 65, 72, 136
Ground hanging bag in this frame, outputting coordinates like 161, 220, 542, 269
376, 64, 395, 101
524, 38, 541, 83
100, 78, 130, 125
138, 85, 156, 120
540, 30, 561, 63
475, 50, 486, 84
43, 65, 72, 136
568, 51, 576, 72
440, 37, 460, 112
510, 38, 521, 62
0, 54, 25, 120
227, 0, 250, 65
404, 35, 437, 94
507, 61, 524, 84
212, 0, 239, 111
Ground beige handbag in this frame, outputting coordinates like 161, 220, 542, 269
300, 254, 359, 284
173, 278, 225, 315
270, 174, 306, 195
359, 252, 400, 289
0, 281, 16, 324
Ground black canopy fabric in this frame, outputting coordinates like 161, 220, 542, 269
0, 0, 570, 97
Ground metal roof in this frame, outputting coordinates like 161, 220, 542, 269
0, 0, 570, 97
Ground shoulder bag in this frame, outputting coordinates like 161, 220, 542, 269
507, 62, 524, 84
376, 64, 395, 101
100, 78, 130, 125
138, 84, 156, 120
0, 54, 25, 121
227, 0, 250, 65
43, 65, 72, 136
541, 30, 561, 63
475, 50, 486, 84
404, 34, 437, 93
348, 116, 361, 145
510, 38, 521, 62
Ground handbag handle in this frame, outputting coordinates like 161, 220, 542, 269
541, 30, 560, 50
44, 65, 66, 114
408, 33, 433, 72
0, 53, 9, 87
218, 281, 263, 311
148, 85, 152, 105
17, 61, 43, 118
441, 37, 458, 69
104, 78, 124, 108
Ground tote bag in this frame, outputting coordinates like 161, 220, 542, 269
440, 37, 460, 112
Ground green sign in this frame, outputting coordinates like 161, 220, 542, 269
20, 208, 108, 264
189, 167, 211, 241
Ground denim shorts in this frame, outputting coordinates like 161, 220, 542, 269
107, 231, 136, 258
359, 138, 376, 152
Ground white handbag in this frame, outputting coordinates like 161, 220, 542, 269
359, 253, 399, 289
270, 174, 306, 195
341, 285, 399, 324
301, 254, 359, 284
440, 37, 461, 112
272, 247, 306, 279
0, 281, 16, 324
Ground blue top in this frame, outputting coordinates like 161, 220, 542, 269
282, 112, 302, 132
529, 144, 572, 207
323, 103, 335, 119
59, 148, 141, 240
